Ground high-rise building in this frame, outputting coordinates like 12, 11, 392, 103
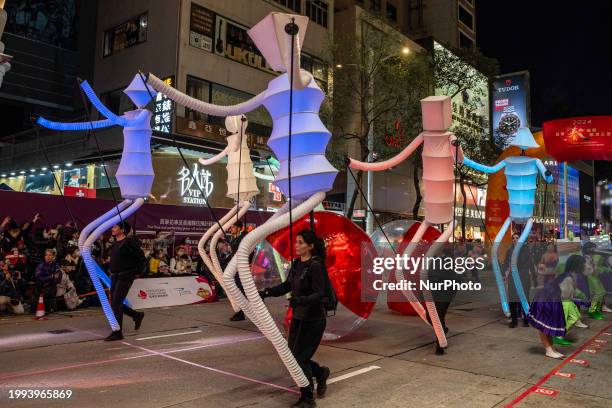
337, 0, 477, 48
0, 0, 11, 88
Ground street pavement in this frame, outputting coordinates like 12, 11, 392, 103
0, 296, 610, 408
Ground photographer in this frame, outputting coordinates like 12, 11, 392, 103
0, 261, 26, 314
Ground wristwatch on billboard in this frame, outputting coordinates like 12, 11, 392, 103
498, 112, 521, 135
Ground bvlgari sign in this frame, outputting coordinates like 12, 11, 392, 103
177, 163, 214, 205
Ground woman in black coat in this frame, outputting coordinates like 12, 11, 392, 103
259, 230, 331, 408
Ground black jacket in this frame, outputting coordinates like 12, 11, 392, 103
109, 235, 146, 279
267, 257, 326, 321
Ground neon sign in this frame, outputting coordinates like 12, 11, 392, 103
177, 163, 214, 205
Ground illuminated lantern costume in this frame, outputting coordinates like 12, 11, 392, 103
197, 115, 259, 315
462, 128, 553, 316
349, 95, 463, 349
147, 13, 336, 388
37, 75, 156, 331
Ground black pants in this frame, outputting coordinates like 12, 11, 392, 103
288, 318, 326, 399
508, 270, 530, 323
110, 274, 139, 330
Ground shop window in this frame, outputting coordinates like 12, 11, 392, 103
103, 13, 148, 57
63, 167, 89, 188
273, 0, 302, 12
211, 83, 272, 130
458, 5, 474, 30
185, 76, 211, 122
305, 0, 328, 28
371, 0, 381, 12
459, 30, 474, 48
386, 3, 397, 22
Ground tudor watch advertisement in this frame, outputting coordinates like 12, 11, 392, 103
491, 71, 531, 148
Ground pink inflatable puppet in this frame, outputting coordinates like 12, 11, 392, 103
349, 96, 463, 349
460, 128, 553, 316
145, 13, 336, 388
197, 115, 259, 315
36, 75, 156, 331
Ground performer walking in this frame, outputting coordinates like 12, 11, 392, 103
105, 221, 146, 341
259, 230, 331, 407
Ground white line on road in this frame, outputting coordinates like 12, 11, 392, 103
327, 365, 381, 384
136, 330, 203, 341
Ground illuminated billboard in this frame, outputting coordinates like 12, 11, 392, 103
491, 71, 530, 148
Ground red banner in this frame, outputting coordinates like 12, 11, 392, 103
64, 186, 97, 198
543, 116, 612, 161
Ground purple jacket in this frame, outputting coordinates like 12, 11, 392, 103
35, 261, 61, 286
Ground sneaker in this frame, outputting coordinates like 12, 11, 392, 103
230, 310, 245, 321
134, 312, 145, 330
545, 349, 564, 359
589, 311, 605, 320
509, 321, 517, 328
602, 305, 612, 313
522, 320, 529, 327
104, 330, 124, 341
553, 336, 572, 346
316, 366, 330, 397
575, 320, 589, 328
290, 399, 316, 408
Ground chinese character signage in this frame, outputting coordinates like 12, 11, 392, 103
189, 3, 215, 52
177, 163, 215, 206
543, 116, 612, 161
153, 76, 174, 133
492, 71, 530, 148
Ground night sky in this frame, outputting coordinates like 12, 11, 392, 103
476, 1, 612, 127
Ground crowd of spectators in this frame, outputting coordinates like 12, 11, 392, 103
0, 213, 242, 316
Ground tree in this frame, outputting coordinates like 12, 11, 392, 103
432, 42, 502, 241
328, 11, 431, 222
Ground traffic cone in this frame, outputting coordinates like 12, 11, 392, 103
34, 293, 47, 320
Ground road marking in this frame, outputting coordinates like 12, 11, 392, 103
554, 372, 575, 379
327, 365, 381, 385
569, 359, 589, 366
122, 341, 299, 394
504, 322, 611, 408
533, 387, 559, 397
136, 330, 203, 341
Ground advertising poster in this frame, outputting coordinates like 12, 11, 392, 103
491, 71, 530, 148
127, 276, 216, 309
189, 3, 215, 52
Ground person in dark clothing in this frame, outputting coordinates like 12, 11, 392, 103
228, 221, 247, 321
504, 234, 536, 328
34, 248, 62, 313
427, 245, 461, 355
259, 230, 331, 408
104, 221, 146, 341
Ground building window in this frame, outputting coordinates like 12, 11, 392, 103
211, 84, 272, 129
273, 0, 302, 12
459, 30, 474, 48
300, 54, 328, 92
458, 5, 474, 30
371, 0, 381, 12
386, 3, 398, 22
101, 87, 134, 116
103, 13, 148, 57
305, 1, 328, 28
185, 76, 211, 122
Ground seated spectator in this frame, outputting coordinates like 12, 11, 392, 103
0, 261, 26, 314
153, 230, 173, 258
34, 249, 62, 313
171, 254, 194, 276
158, 261, 170, 276
148, 249, 168, 277
5, 246, 27, 272
169, 246, 188, 275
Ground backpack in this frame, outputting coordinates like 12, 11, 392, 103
310, 256, 338, 316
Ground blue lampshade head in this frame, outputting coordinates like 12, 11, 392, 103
124, 74, 157, 108
511, 127, 539, 150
